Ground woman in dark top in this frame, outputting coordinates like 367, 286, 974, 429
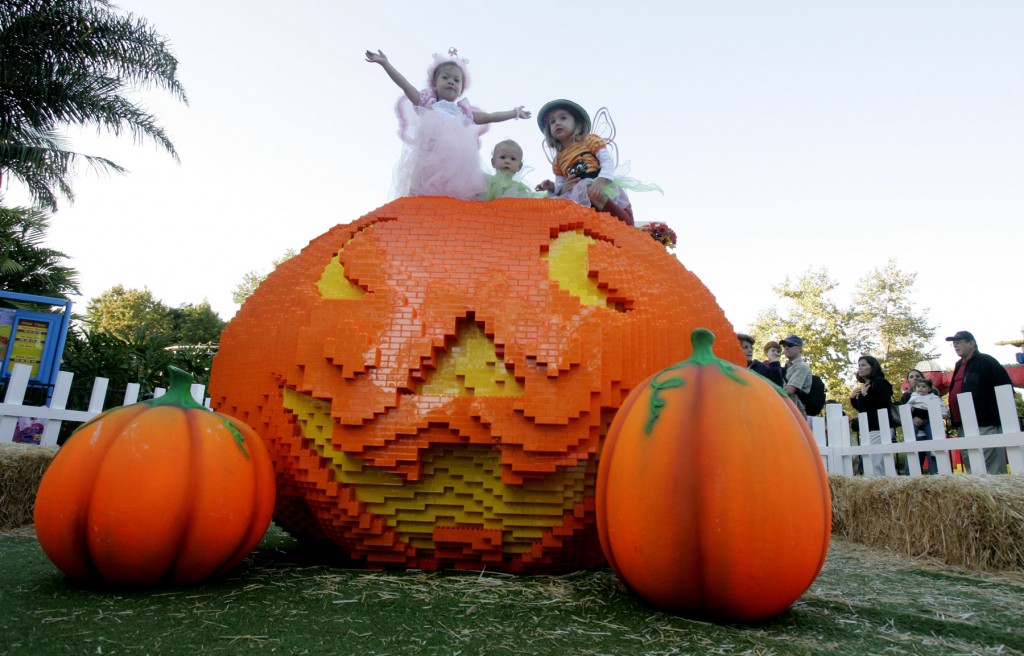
850, 355, 894, 476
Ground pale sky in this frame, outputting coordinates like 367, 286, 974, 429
7, 0, 1023, 371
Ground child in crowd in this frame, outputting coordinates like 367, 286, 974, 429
365, 48, 531, 201
907, 377, 947, 474
907, 378, 948, 440
535, 99, 658, 225
485, 140, 542, 199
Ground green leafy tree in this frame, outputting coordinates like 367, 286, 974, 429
165, 300, 225, 385
85, 285, 173, 336
750, 268, 856, 407
752, 264, 939, 414
232, 249, 296, 305
231, 271, 264, 306
61, 323, 173, 394
66, 289, 224, 406
0, 0, 187, 209
59, 322, 217, 441
169, 300, 225, 345
61, 321, 218, 407
849, 259, 937, 390
0, 203, 79, 302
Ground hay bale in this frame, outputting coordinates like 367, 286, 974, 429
828, 475, 854, 537
828, 474, 1024, 571
0, 442, 57, 530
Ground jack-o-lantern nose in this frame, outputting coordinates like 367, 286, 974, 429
417, 322, 523, 397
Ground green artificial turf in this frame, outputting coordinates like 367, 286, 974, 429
2, 525, 1023, 655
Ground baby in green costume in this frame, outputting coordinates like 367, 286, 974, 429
485, 140, 543, 199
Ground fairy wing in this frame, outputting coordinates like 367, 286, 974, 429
541, 138, 557, 165
591, 107, 618, 167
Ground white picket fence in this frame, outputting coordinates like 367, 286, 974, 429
3, 363, 1022, 477
810, 384, 1024, 476
1, 364, 207, 446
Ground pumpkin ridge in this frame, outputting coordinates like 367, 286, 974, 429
85, 406, 192, 584
214, 418, 277, 576
794, 420, 832, 577
35, 403, 151, 581
165, 405, 205, 584
643, 330, 748, 436
690, 363, 715, 611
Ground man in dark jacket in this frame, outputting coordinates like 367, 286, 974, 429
737, 333, 784, 387
946, 330, 1013, 474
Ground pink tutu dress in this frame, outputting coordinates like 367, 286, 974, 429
393, 90, 488, 201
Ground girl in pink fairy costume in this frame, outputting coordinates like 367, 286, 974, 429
365, 48, 531, 200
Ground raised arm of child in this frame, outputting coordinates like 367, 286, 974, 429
472, 106, 532, 125
365, 49, 420, 106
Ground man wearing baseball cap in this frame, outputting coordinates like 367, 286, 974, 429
946, 330, 1013, 474
780, 335, 811, 416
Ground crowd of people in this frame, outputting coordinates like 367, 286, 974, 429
737, 330, 1016, 475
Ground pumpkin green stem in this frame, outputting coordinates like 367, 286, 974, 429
148, 366, 206, 410
148, 366, 251, 458
687, 328, 718, 365
644, 328, 746, 434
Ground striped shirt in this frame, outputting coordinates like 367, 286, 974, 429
553, 134, 608, 178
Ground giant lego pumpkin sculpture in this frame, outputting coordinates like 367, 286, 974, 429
209, 197, 743, 573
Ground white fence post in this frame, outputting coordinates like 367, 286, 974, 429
925, 394, 954, 475
899, 403, 922, 476
40, 370, 74, 446
998, 385, 1024, 473
0, 364, 32, 444
823, 403, 853, 475
955, 392, 991, 474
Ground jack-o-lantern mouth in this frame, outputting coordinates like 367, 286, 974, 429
282, 388, 594, 554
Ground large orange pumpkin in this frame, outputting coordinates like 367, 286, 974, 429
34, 367, 276, 586
209, 197, 743, 572
596, 328, 831, 620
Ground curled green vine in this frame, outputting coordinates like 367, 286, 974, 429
644, 328, 748, 434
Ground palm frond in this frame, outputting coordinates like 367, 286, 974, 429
0, 0, 186, 208
0, 200, 80, 298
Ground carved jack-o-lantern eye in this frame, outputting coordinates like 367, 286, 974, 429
544, 230, 628, 312
316, 252, 365, 300
210, 198, 743, 573
316, 226, 379, 300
